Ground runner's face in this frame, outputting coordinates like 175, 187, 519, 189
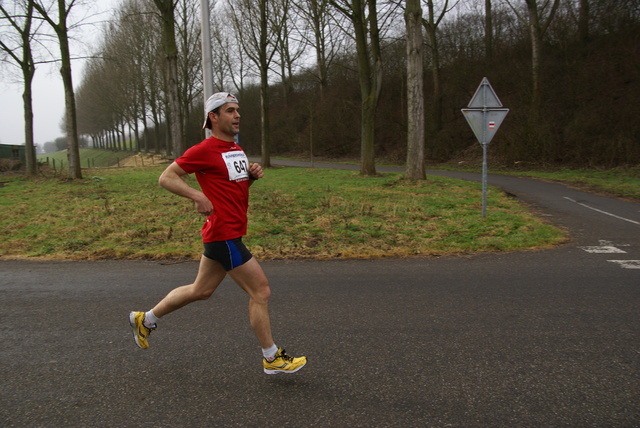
211, 103, 240, 140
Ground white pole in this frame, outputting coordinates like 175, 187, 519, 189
200, 0, 213, 138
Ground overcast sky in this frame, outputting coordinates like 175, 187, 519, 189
0, 1, 121, 149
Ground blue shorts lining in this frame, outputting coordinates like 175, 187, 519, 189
203, 238, 252, 271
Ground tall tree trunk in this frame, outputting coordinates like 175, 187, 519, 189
349, 0, 379, 175
312, 0, 329, 99
0, 2, 37, 174
405, 0, 425, 180
485, 0, 493, 60
296, 0, 330, 100
21, 68, 37, 176
520, 0, 560, 122
134, 121, 140, 152
528, 2, 542, 120
260, 75, 271, 168
578, 0, 590, 44
366, 0, 381, 176
423, 0, 443, 134
151, 109, 161, 154
140, 84, 148, 153
21, 3, 37, 176
56, 0, 81, 179
259, 0, 271, 167
32, 0, 82, 179
154, 0, 185, 158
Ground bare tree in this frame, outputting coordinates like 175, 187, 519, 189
0, 1, 38, 175
405, 0, 425, 180
32, 0, 83, 179
577, 0, 589, 44
485, 0, 493, 59
506, 0, 560, 119
421, 0, 457, 135
65, 0, 639, 168
135, 0, 165, 154
330, 0, 384, 176
273, 0, 307, 107
293, 0, 346, 99
75, 0, 175, 155
175, 0, 202, 142
115, 0, 154, 153
228, 0, 282, 167
152, 0, 185, 158
210, 4, 251, 94
107, 19, 143, 151
75, 58, 106, 145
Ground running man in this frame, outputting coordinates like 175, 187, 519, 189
129, 92, 306, 375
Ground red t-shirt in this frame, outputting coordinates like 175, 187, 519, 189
175, 136, 252, 242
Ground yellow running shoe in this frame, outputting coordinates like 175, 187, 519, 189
263, 348, 307, 374
129, 311, 156, 349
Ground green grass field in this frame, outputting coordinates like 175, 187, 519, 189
4, 148, 635, 261
0, 163, 567, 261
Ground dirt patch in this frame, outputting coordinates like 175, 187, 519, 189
118, 153, 170, 167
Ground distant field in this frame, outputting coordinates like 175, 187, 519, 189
37, 149, 168, 169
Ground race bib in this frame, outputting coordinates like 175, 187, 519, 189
221, 151, 250, 181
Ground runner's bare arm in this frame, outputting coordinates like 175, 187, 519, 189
159, 162, 213, 216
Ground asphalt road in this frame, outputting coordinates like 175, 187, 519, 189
1, 163, 639, 427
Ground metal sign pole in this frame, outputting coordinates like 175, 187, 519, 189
480, 83, 486, 217
461, 77, 509, 218
481, 83, 488, 218
481, 143, 488, 217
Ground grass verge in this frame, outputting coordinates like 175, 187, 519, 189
440, 163, 640, 201
499, 168, 640, 201
0, 166, 566, 261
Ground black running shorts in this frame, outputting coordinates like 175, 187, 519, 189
203, 238, 253, 271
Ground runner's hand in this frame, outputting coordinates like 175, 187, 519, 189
194, 194, 213, 216
249, 163, 264, 180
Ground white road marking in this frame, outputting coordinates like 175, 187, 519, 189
579, 246, 627, 254
596, 240, 630, 247
564, 197, 640, 225
579, 241, 638, 269
607, 260, 640, 269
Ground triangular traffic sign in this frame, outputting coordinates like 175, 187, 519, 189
467, 77, 504, 108
461, 108, 509, 144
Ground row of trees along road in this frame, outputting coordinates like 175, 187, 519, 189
2, 0, 639, 180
